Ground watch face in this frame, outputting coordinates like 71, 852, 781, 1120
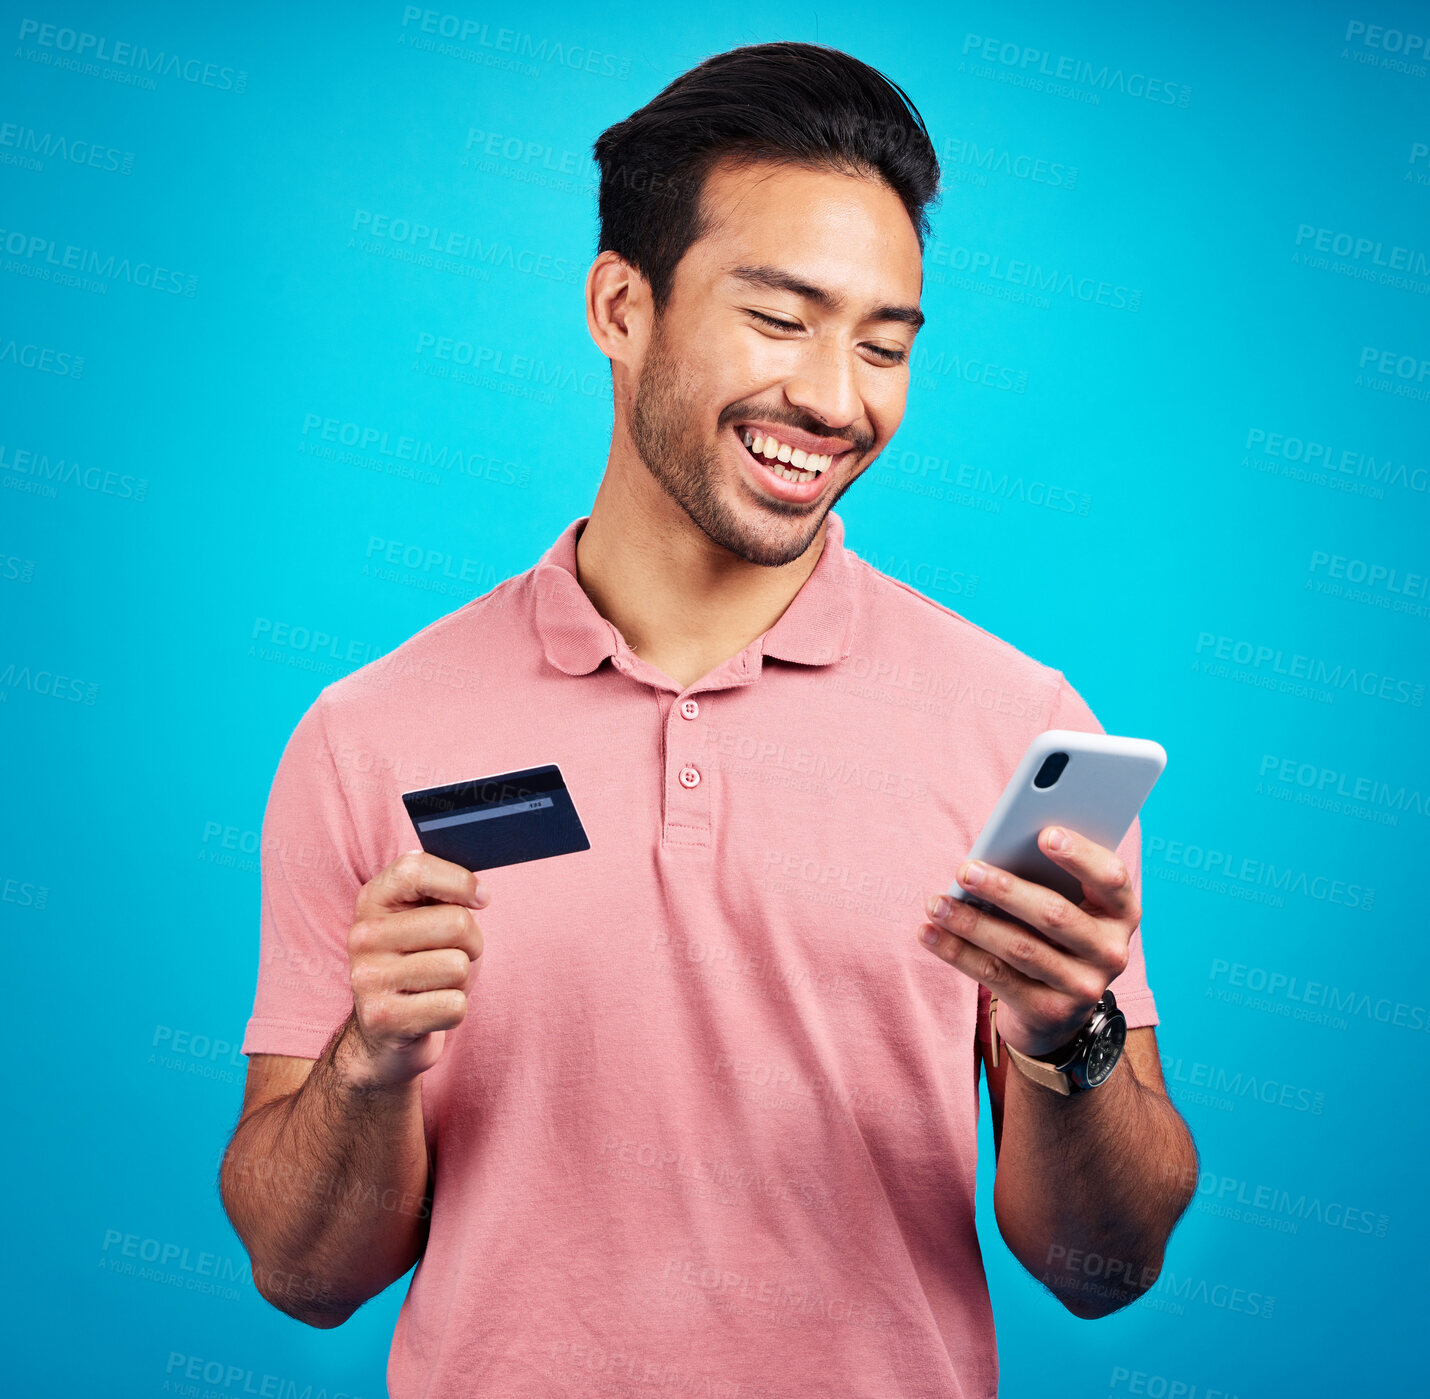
1084, 1014, 1127, 1087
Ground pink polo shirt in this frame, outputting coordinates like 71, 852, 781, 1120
242, 509, 1158, 1399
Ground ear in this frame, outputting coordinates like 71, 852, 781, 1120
586, 250, 651, 370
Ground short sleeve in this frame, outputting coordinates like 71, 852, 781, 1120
240, 692, 364, 1058
976, 672, 1160, 1045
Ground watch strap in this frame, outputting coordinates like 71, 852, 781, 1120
987, 994, 1073, 1095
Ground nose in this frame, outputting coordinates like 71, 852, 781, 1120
783, 336, 862, 440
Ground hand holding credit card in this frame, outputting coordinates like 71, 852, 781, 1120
401, 764, 592, 871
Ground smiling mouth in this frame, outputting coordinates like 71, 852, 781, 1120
736, 427, 845, 485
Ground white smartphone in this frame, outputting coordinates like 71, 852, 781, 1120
946, 729, 1167, 910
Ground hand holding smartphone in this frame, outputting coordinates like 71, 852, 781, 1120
947, 730, 1167, 911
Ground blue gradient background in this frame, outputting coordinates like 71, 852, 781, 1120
3, 2, 1427, 1395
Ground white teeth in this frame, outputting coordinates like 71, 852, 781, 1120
739, 428, 832, 478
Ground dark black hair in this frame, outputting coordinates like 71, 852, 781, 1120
593, 41, 941, 315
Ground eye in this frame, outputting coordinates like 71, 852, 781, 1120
747, 310, 802, 333
749, 307, 903, 364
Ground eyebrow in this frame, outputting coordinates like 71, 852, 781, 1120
728, 263, 925, 333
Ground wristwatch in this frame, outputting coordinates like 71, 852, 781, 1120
988, 989, 1127, 1095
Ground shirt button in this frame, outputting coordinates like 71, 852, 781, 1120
680, 698, 700, 720
679, 765, 701, 789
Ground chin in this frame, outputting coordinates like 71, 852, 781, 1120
711, 487, 828, 567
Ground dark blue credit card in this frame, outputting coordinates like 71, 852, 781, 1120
401, 763, 590, 872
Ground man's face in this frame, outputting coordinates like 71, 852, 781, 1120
627, 158, 923, 567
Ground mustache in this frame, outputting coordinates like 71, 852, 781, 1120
721, 410, 872, 456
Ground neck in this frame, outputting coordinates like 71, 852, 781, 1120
573, 457, 827, 690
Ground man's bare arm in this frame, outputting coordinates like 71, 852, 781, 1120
981, 1025, 1198, 1316
218, 1021, 432, 1327
219, 851, 489, 1327
919, 824, 1198, 1317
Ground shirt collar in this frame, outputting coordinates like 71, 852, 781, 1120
533, 510, 860, 678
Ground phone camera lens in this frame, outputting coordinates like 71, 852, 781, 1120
1033, 752, 1069, 789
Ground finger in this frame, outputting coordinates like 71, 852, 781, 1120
917, 923, 1099, 1056
359, 851, 490, 918
355, 947, 475, 998
1038, 826, 1138, 919
358, 987, 467, 1043
951, 860, 1104, 960
350, 902, 484, 965
923, 894, 1103, 1002
917, 918, 1043, 1002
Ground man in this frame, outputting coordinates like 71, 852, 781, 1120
220, 40, 1197, 1399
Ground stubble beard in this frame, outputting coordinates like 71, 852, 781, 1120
628, 318, 853, 568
